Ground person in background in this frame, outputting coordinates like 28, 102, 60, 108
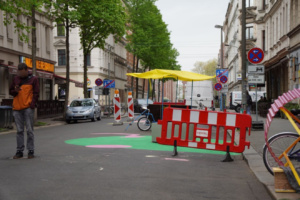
246, 91, 252, 115
9, 63, 39, 159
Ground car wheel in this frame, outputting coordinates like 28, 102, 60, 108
97, 112, 101, 121
91, 113, 96, 122
235, 106, 241, 113
66, 120, 71, 124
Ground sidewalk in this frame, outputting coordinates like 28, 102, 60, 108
1, 111, 300, 199
0, 116, 66, 135
240, 111, 300, 200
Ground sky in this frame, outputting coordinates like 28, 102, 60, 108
155, 0, 230, 72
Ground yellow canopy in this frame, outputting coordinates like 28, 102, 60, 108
126, 69, 215, 81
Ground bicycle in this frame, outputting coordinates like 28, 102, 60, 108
102, 104, 127, 117
263, 108, 300, 176
137, 109, 156, 131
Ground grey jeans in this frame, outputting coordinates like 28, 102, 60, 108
13, 108, 34, 151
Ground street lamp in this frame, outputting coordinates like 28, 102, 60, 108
215, 25, 224, 68
215, 24, 224, 111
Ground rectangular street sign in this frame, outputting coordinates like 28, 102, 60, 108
103, 79, 115, 88
216, 69, 228, 77
248, 65, 265, 74
94, 86, 103, 95
248, 74, 265, 84
221, 83, 228, 93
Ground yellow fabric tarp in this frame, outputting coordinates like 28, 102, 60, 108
126, 69, 215, 81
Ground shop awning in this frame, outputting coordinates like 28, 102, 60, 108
127, 69, 215, 81
6, 65, 54, 80
54, 74, 83, 88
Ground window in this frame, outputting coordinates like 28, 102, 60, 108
6, 15, 13, 39
58, 49, 66, 66
46, 26, 50, 52
246, 25, 253, 39
262, 0, 266, 10
57, 23, 65, 36
86, 53, 91, 66
246, 0, 253, 7
27, 18, 32, 45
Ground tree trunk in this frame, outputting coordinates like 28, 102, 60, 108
63, 8, 70, 120
158, 80, 160, 102
152, 79, 155, 100
142, 78, 145, 98
31, 5, 36, 76
135, 58, 139, 99
83, 52, 88, 98
131, 54, 135, 94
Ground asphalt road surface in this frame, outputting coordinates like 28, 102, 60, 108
0, 117, 272, 200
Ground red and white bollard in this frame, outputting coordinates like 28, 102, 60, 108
127, 91, 134, 121
113, 89, 123, 126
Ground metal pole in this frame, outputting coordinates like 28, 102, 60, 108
221, 28, 225, 111
191, 80, 193, 107
161, 78, 164, 120
256, 83, 258, 121
241, 0, 247, 112
176, 77, 178, 103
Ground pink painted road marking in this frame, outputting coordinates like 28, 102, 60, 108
86, 145, 132, 148
91, 133, 142, 138
164, 158, 189, 162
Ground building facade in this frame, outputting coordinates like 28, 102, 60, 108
222, 0, 300, 105
0, 8, 56, 104
53, 24, 129, 105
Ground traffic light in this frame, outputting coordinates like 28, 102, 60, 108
102, 88, 110, 95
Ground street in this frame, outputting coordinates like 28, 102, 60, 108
0, 117, 272, 200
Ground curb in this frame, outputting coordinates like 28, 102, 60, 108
0, 122, 66, 136
231, 131, 300, 200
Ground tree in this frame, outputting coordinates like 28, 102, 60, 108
77, 0, 126, 98
125, 0, 180, 98
1, 0, 46, 75
192, 58, 218, 76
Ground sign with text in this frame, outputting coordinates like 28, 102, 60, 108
248, 65, 265, 74
248, 74, 265, 84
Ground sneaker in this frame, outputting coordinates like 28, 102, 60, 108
28, 150, 34, 159
13, 151, 23, 159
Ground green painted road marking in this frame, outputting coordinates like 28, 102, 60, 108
65, 136, 241, 155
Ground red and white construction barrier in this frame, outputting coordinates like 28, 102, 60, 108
113, 89, 121, 123
127, 91, 134, 119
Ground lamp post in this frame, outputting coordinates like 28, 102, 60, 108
215, 25, 224, 111
241, 0, 247, 112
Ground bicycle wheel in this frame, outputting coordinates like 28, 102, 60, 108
121, 107, 126, 116
137, 117, 152, 131
263, 132, 300, 175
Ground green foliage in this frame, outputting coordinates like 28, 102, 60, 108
0, 0, 45, 42
192, 58, 218, 76
76, 0, 126, 97
126, 0, 180, 70
284, 103, 300, 111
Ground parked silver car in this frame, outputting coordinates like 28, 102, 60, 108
66, 98, 101, 123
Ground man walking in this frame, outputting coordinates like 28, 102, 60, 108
9, 63, 39, 159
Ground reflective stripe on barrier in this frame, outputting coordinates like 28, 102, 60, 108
114, 90, 121, 122
156, 107, 251, 153
127, 92, 134, 119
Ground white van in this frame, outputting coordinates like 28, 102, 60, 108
229, 91, 266, 112
185, 80, 213, 109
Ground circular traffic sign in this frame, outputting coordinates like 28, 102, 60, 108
95, 78, 103, 86
220, 76, 228, 84
247, 47, 264, 64
214, 83, 222, 91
